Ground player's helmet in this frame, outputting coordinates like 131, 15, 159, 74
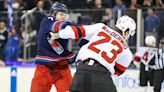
145, 35, 156, 47
50, 2, 68, 14
116, 15, 136, 40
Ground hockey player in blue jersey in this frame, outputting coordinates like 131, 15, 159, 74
30, 2, 76, 92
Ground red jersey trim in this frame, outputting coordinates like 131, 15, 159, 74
71, 26, 79, 41
79, 26, 86, 37
115, 62, 127, 71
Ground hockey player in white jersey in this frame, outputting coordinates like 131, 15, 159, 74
134, 35, 157, 92
50, 15, 136, 92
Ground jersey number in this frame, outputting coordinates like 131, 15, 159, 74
142, 51, 148, 62
88, 31, 123, 63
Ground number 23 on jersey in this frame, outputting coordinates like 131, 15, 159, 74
88, 31, 123, 63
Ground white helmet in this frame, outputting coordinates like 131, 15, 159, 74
145, 35, 156, 47
116, 15, 136, 40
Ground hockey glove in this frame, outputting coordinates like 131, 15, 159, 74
50, 32, 60, 40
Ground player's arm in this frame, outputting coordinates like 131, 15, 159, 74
114, 49, 133, 76
46, 18, 72, 54
50, 23, 104, 41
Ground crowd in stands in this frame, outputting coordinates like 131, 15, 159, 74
0, 0, 164, 63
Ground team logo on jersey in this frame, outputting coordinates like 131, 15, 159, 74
48, 39, 64, 54
52, 45, 64, 55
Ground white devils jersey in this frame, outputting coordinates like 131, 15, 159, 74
134, 47, 157, 66
58, 23, 133, 76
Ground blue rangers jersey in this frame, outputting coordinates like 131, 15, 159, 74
35, 16, 75, 63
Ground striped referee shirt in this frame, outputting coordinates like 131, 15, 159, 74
149, 48, 164, 70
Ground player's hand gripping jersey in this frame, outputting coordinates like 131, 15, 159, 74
57, 23, 133, 76
134, 47, 157, 67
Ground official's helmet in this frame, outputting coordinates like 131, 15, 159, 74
116, 15, 136, 40
145, 35, 156, 47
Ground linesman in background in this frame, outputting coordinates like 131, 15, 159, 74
133, 35, 156, 92
149, 37, 164, 92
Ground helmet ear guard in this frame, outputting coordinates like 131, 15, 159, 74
122, 28, 130, 40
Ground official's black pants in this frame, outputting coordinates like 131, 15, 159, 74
154, 69, 164, 92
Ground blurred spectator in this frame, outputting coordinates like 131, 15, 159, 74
129, 0, 141, 10
142, 0, 156, 18
101, 8, 112, 25
0, 21, 8, 62
13, 0, 23, 10
0, 0, 7, 11
156, 0, 164, 7
112, 0, 126, 21
12, 0, 23, 33
128, 0, 140, 20
4, 28, 20, 65
91, 0, 105, 23
156, 8, 164, 45
142, 0, 155, 8
0, 0, 8, 22
31, 0, 47, 32
145, 8, 160, 37
22, 0, 37, 10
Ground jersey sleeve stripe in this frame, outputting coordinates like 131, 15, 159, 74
79, 26, 86, 37
52, 21, 63, 32
76, 26, 83, 38
115, 62, 127, 71
114, 66, 124, 76
58, 22, 64, 31
70, 26, 85, 41
51, 22, 57, 32
114, 71, 121, 76
71, 26, 79, 41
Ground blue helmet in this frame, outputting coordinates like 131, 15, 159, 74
50, 2, 68, 14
